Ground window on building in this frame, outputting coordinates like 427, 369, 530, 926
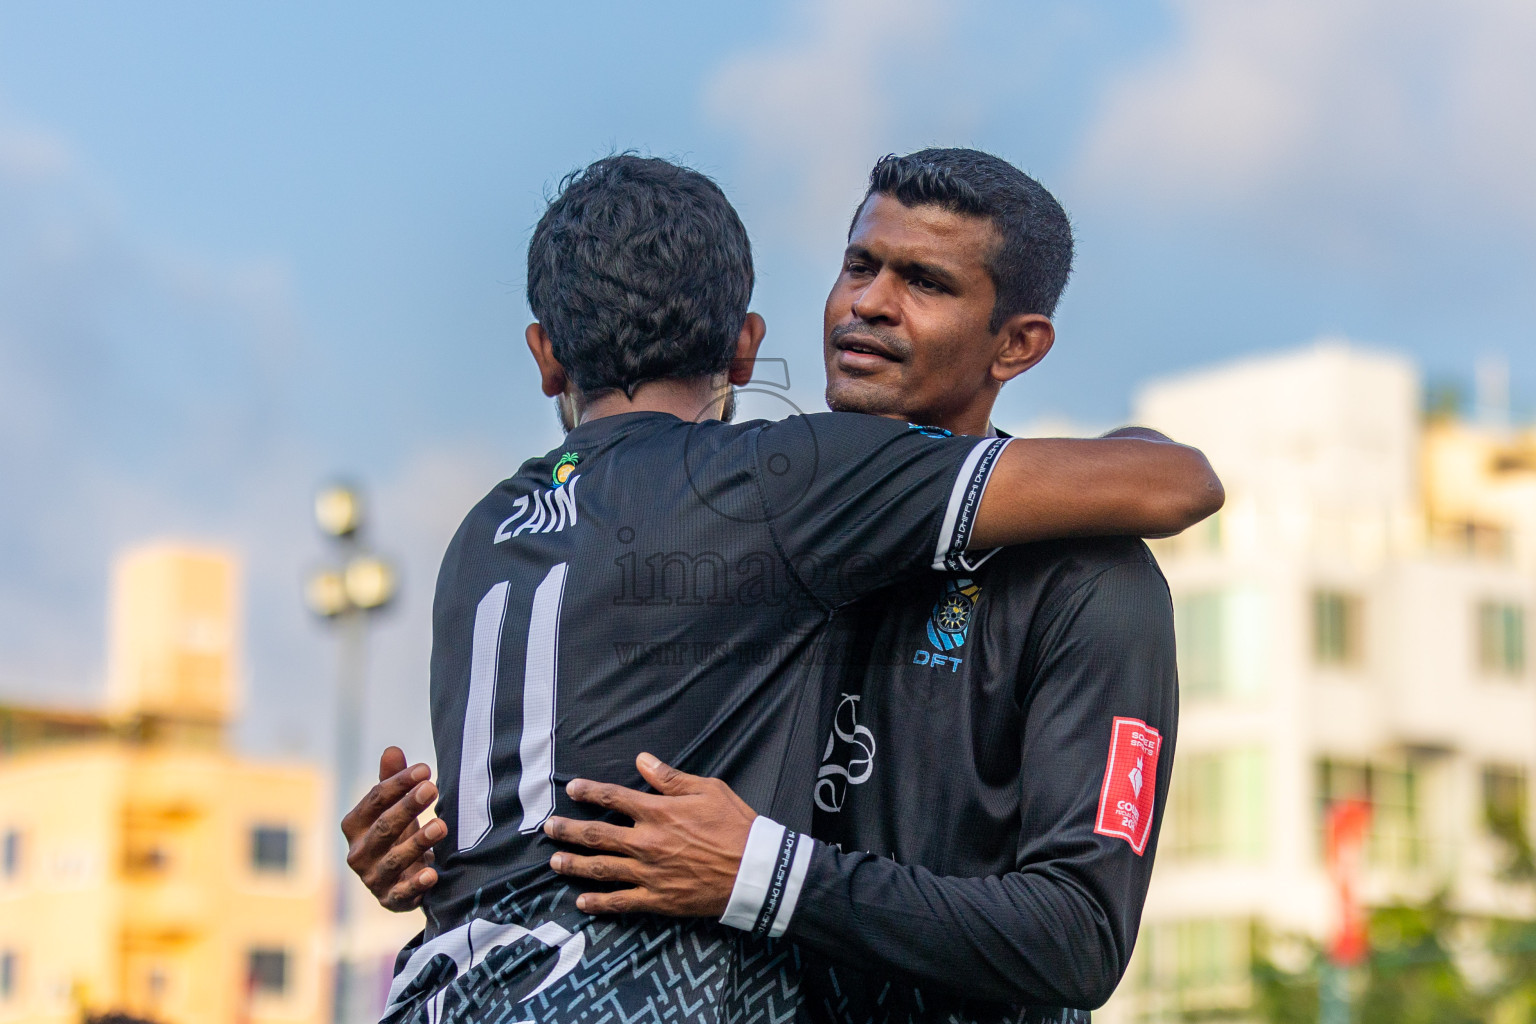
251, 826, 292, 874
1151, 511, 1224, 561
1199, 512, 1222, 552
1164, 749, 1266, 862
1478, 601, 1526, 677
248, 948, 288, 997
0, 949, 16, 1002
1317, 759, 1425, 870
1176, 591, 1225, 697
1484, 765, 1527, 831
1134, 918, 1252, 1017
124, 837, 171, 875
1, 829, 18, 880
1482, 764, 1533, 874
148, 965, 169, 1001
1437, 520, 1512, 560
1313, 590, 1364, 667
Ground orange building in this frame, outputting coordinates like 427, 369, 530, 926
0, 545, 329, 1024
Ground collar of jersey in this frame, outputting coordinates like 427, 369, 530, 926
566, 409, 691, 443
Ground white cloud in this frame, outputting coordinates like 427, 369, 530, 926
702, 0, 970, 253
1074, 0, 1536, 243
0, 120, 71, 181
0, 104, 512, 775
0, 109, 281, 651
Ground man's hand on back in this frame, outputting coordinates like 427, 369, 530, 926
544, 753, 755, 917
340, 746, 446, 912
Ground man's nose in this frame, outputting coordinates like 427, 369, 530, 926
850, 268, 901, 323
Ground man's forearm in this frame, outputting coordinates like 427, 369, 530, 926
969, 436, 1224, 547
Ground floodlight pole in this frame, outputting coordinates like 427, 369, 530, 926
332, 598, 367, 1024
306, 483, 397, 1024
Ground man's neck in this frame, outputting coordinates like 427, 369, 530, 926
925, 407, 996, 438
575, 380, 998, 437
575, 377, 726, 428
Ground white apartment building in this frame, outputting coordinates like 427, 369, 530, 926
1098, 341, 1536, 1022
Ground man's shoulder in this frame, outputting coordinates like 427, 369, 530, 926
759, 410, 987, 449
976, 537, 1171, 642
984, 535, 1161, 588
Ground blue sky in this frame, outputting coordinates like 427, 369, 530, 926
1, 0, 1531, 767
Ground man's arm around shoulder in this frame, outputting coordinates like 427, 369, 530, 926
971, 432, 1222, 546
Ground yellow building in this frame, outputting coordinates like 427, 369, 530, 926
0, 545, 329, 1024
1423, 416, 1536, 565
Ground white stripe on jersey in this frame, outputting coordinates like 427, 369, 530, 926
517, 562, 568, 833
932, 437, 1010, 571
458, 581, 511, 851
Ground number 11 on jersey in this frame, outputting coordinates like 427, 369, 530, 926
457, 563, 569, 851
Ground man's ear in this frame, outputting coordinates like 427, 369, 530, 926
526, 323, 570, 398
991, 314, 1054, 385
727, 313, 768, 387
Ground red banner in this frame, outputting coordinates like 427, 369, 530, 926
1326, 799, 1371, 965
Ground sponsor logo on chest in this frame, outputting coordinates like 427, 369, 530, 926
814, 694, 876, 814
911, 577, 980, 672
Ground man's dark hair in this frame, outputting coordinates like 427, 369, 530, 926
854, 148, 1074, 328
527, 154, 754, 397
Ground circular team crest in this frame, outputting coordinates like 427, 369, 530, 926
552, 451, 580, 487
926, 577, 980, 652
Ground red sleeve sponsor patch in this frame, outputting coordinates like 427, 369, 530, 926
1094, 716, 1162, 856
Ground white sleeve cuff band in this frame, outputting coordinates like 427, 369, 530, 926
932, 437, 1012, 571
719, 816, 812, 938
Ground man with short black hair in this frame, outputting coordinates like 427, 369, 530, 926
824, 148, 1074, 430
350, 151, 1216, 1024
526, 154, 758, 421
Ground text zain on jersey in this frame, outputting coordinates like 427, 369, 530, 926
493, 477, 580, 542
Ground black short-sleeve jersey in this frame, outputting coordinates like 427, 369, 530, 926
385, 411, 1011, 1021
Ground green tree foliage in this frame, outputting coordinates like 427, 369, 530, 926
1252, 945, 1319, 1024
1358, 897, 1486, 1024
1247, 896, 1536, 1023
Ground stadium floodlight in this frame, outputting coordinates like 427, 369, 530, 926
303, 480, 398, 1024
343, 556, 396, 611
304, 569, 349, 619
314, 483, 362, 538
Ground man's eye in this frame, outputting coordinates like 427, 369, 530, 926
845, 262, 872, 275
912, 277, 942, 292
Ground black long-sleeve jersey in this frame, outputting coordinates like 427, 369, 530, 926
381, 410, 1014, 1023
734, 537, 1178, 1024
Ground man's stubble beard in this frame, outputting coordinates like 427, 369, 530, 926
555, 392, 580, 433
826, 385, 894, 418
824, 321, 915, 419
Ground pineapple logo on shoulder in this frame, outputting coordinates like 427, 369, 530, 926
493, 451, 583, 543
914, 577, 980, 672
552, 451, 580, 488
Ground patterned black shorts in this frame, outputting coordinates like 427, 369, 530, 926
384, 914, 802, 1024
